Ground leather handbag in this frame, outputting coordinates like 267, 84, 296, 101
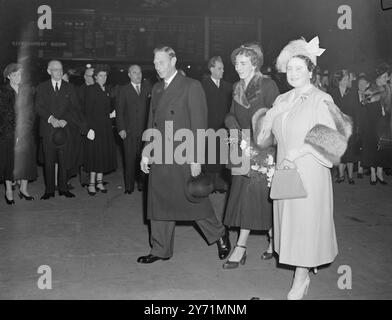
270, 168, 307, 200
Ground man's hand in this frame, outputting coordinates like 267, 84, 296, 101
49, 116, 60, 128
140, 156, 150, 174
58, 119, 67, 128
119, 130, 127, 140
190, 163, 201, 177
87, 129, 95, 141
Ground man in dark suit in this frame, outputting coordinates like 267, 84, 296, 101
116, 65, 152, 194
137, 46, 231, 264
35, 60, 80, 199
201, 56, 233, 193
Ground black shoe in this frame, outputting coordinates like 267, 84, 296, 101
261, 251, 274, 260
5, 195, 15, 205
41, 192, 55, 200
261, 234, 274, 260
81, 182, 89, 188
137, 184, 144, 192
124, 189, 133, 194
335, 176, 345, 183
96, 180, 107, 193
18, 191, 34, 201
137, 254, 170, 264
348, 178, 355, 185
222, 245, 247, 269
376, 176, 388, 185
216, 229, 231, 260
370, 178, 377, 185
59, 190, 75, 198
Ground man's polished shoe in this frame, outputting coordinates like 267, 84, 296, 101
137, 184, 144, 192
216, 229, 231, 260
137, 254, 170, 264
59, 190, 75, 198
124, 189, 133, 195
40, 192, 55, 200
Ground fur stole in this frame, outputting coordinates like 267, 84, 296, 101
233, 71, 265, 109
252, 100, 353, 164
305, 100, 352, 164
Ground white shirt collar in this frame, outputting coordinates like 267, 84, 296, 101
51, 79, 62, 90
131, 82, 141, 89
211, 76, 220, 87
164, 70, 178, 87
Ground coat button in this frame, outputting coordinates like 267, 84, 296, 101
170, 110, 174, 115
153, 122, 157, 127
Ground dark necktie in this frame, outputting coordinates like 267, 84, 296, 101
55, 82, 59, 93
136, 84, 140, 95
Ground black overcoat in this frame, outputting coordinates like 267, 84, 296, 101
145, 73, 215, 221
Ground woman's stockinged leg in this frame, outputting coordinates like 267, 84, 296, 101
228, 228, 250, 262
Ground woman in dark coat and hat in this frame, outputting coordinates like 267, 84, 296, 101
360, 65, 391, 184
223, 43, 280, 269
0, 63, 37, 204
83, 65, 117, 195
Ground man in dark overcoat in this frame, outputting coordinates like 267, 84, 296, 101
35, 60, 79, 199
201, 56, 233, 192
116, 64, 152, 194
137, 46, 231, 264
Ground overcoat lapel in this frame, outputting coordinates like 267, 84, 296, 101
155, 73, 183, 112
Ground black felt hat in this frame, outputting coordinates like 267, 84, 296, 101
185, 174, 214, 203
52, 128, 67, 147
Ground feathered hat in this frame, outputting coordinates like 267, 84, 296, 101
276, 36, 325, 73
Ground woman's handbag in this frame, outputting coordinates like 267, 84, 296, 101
270, 168, 307, 200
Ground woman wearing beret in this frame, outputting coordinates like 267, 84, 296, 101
255, 37, 352, 299
83, 65, 117, 195
0, 63, 37, 204
223, 43, 280, 269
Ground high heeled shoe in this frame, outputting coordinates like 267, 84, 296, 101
335, 176, 345, 183
222, 245, 247, 269
18, 191, 34, 201
5, 194, 15, 205
376, 176, 388, 185
96, 180, 107, 193
261, 234, 274, 260
287, 275, 310, 300
87, 183, 96, 196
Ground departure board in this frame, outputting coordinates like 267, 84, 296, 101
36, 11, 259, 62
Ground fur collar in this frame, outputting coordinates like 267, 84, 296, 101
252, 97, 353, 164
233, 71, 264, 109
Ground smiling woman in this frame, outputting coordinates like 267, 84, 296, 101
255, 36, 352, 300
223, 42, 280, 269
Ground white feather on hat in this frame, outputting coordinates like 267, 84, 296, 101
276, 36, 326, 73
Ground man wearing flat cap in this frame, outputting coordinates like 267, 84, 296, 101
35, 60, 80, 199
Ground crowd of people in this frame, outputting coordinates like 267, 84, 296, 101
1, 36, 392, 300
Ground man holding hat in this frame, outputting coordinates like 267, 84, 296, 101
137, 46, 231, 264
35, 60, 80, 199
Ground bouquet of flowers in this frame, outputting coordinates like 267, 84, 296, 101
227, 132, 276, 187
